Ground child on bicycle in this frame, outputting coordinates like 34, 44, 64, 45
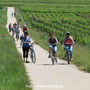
47, 33, 58, 62
62, 32, 74, 60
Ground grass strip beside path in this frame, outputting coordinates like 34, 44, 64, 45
0, 8, 31, 90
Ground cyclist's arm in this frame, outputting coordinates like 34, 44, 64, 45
46, 38, 50, 45
70, 37, 75, 45
62, 38, 66, 46
55, 37, 59, 44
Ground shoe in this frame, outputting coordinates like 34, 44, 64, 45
70, 58, 73, 61
48, 55, 51, 58
26, 61, 30, 63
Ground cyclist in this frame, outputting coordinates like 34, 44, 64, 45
62, 32, 74, 60
22, 31, 31, 63
8, 23, 12, 32
23, 24, 28, 33
47, 33, 58, 62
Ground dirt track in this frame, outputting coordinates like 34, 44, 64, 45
6, 7, 90, 90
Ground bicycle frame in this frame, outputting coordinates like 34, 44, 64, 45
50, 44, 57, 65
29, 42, 36, 63
66, 46, 71, 64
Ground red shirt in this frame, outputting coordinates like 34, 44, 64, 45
23, 27, 27, 32
64, 37, 73, 46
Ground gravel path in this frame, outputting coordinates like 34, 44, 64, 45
6, 7, 90, 90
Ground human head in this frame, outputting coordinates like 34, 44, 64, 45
50, 33, 54, 38
24, 31, 28, 37
24, 24, 26, 27
66, 32, 70, 38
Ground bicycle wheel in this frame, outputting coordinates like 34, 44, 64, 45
51, 54, 54, 65
52, 58, 54, 65
30, 49, 36, 63
67, 52, 70, 64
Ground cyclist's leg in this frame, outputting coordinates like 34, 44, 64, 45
48, 45, 52, 57
70, 46, 73, 60
54, 46, 57, 57
64, 45, 68, 56
53, 46, 57, 63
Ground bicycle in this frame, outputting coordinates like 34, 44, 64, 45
49, 44, 57, 65
66, 44, 71, 64
29, 42, 36, 63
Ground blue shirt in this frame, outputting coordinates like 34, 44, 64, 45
22, 36, 30, 48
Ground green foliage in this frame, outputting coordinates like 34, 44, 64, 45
21, 10, 90, 45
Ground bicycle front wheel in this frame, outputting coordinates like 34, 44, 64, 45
31, 49, 36, 63
67, 52, 70, 64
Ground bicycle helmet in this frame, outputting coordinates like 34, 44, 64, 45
66, 32, 70, 35
24, 24, 26, 27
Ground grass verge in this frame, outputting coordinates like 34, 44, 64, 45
0, 8, 31, 90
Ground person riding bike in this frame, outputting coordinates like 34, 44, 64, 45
62, 32, 74, 60
47, 33, 58, 61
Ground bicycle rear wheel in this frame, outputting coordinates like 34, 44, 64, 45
51, 54, 54, 65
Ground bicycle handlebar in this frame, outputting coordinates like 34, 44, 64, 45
47, 43, 58, 46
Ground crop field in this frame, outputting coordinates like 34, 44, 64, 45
21, 7, 90, 45
2, 0, 88, 45
0, 0, 90, 46
0, 0, 90, 12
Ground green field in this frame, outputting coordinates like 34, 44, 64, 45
14, 0, 90, 73
21, 10, 90, 45
0, 8, 31, 90
0, 0, 90, 73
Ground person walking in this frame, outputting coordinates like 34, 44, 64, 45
8, 23, 12, 32
12, 12, 14, 17
16, 26, 20, 41
22, 32, 31, 63
12, 23, 17, 40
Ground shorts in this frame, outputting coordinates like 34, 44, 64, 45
64, 45, 73, 55
49, 45, 57, 53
